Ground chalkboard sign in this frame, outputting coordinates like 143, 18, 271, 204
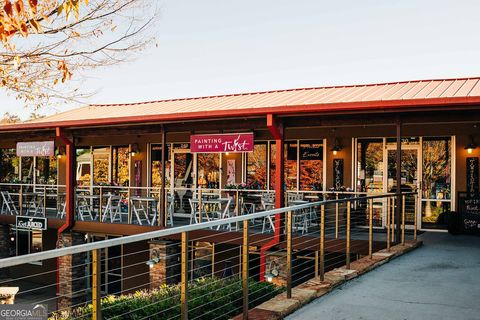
466, 157, 479, 197
457, 192, 480, 234
333, 159, 344, 189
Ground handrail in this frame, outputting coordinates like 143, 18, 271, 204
0, 191, 417, 268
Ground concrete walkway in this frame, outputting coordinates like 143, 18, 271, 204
287, 232, 480, 320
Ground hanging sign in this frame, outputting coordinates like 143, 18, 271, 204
190, 133, 254, 153
16, 216, 47, 230
300, 145, 323, 160
16, 141, 54, 157
466, 157, 479, 198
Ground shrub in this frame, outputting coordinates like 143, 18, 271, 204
50, 277, 283, 320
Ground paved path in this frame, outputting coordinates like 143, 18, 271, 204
287, 232, 480, 320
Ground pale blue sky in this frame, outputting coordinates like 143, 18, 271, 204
2, 0, 480, 119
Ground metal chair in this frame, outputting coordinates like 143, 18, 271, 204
261, 193, 276, 233
76, 195, 94, 221
103, 194, 124, 223
1, 191, 18, 215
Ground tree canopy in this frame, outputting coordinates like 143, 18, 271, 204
0, 0, 156, 111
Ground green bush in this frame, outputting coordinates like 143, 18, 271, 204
50, 277, 283, 320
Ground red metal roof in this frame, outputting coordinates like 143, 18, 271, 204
3, 77, 480, 131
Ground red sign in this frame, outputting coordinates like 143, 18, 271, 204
190, 133, 254, 153
16, 141, 55, 157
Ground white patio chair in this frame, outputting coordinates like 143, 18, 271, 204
261, 193, 276, 233
76, 195, 94, 221
1, 191, 19, 215
103, 194, 123, 223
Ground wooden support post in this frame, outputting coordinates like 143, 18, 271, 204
43, 186, 47, 217
402, 195, 406, 246
369, 198, 373, 259
335, 193, 339, 239
286, 210, 292, 299
242, 220, 249, 319
387, 197, 391, 252
92, 249, 102, 320
414, 193, 418, 241
159, 128, 167, 227
320, 204, 325, 281
346, 201, 351, 269
395, 119, 402, 244
181, 232, 189, 320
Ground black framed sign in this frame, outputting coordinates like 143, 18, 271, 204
467, 157, 479, 197
16, 216, 47, 230
457, 192, 480, 234
333, 159, 344, 189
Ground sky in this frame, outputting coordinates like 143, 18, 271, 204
2, 0, 480, 119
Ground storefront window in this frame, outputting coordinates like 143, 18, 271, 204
357, 139, 383, 193
299, 142, 323, 190
422, 137, 451, 200
112, 146, 129, 186
247, 143, 267, 189
151, 144, 171, 188
93, 147, 110, 185
36, 156, 57, 185
422, 137, 451, 228
76, 148, 91, 186
0, 148, 19, 183
285, 143, 298, 190
197, 153, 220, 188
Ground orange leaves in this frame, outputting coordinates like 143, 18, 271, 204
57, 60, 72, 83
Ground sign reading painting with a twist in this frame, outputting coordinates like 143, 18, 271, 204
190, 133, 254, 153
16, 141, 54, 157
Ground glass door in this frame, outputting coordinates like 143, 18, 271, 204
385, 146, 419, 227
170, 145, 195, 216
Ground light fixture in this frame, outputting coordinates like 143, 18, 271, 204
264, 260, 280, 283
331, 129, 342, 156
225, 152, 230, 156
131, 143, 140, 157
465, 135, 477, 154
146, 249, 160, 269
56, 146, 65, 159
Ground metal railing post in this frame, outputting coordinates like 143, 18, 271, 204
99, 186, 103, 222
19, 185, 23, 215
320, 204, 325, 281
127, 188, 132, 224
391, 197, 395, 243
386, 196, 391, 252
286, 210, 292, 299
369, 198, 373, 259
236, 190, 240, 230
198, 188, 203, 224
401, 195, 406, 246
242, 220, 249, 319
181, 231, 189, 320
335, 193, 339, 239
92, 249, 102, 320
346, 201, 351, 269
43, 186, 47, 217
414, 193, 418, 241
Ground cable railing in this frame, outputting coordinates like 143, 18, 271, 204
0, 191, 418, 319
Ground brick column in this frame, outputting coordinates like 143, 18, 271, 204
149, 240, 180, 290
57, 232, 86, 312
265, 252, 288, 286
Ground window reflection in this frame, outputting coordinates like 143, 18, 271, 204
247, 143, 267, 189
21, 156, 34, 183
197, 153, 220, 189
36, 156, 57, 184
112, 146, 129, 186
422, 137, 451, 200
357, 139, 383, 193
151, 144, 171, 188
299, 142, 323, 191
0, 149, 19, 183
93, 147, 110, 185
285, 143, 297, 191
76, 148, 91, 186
